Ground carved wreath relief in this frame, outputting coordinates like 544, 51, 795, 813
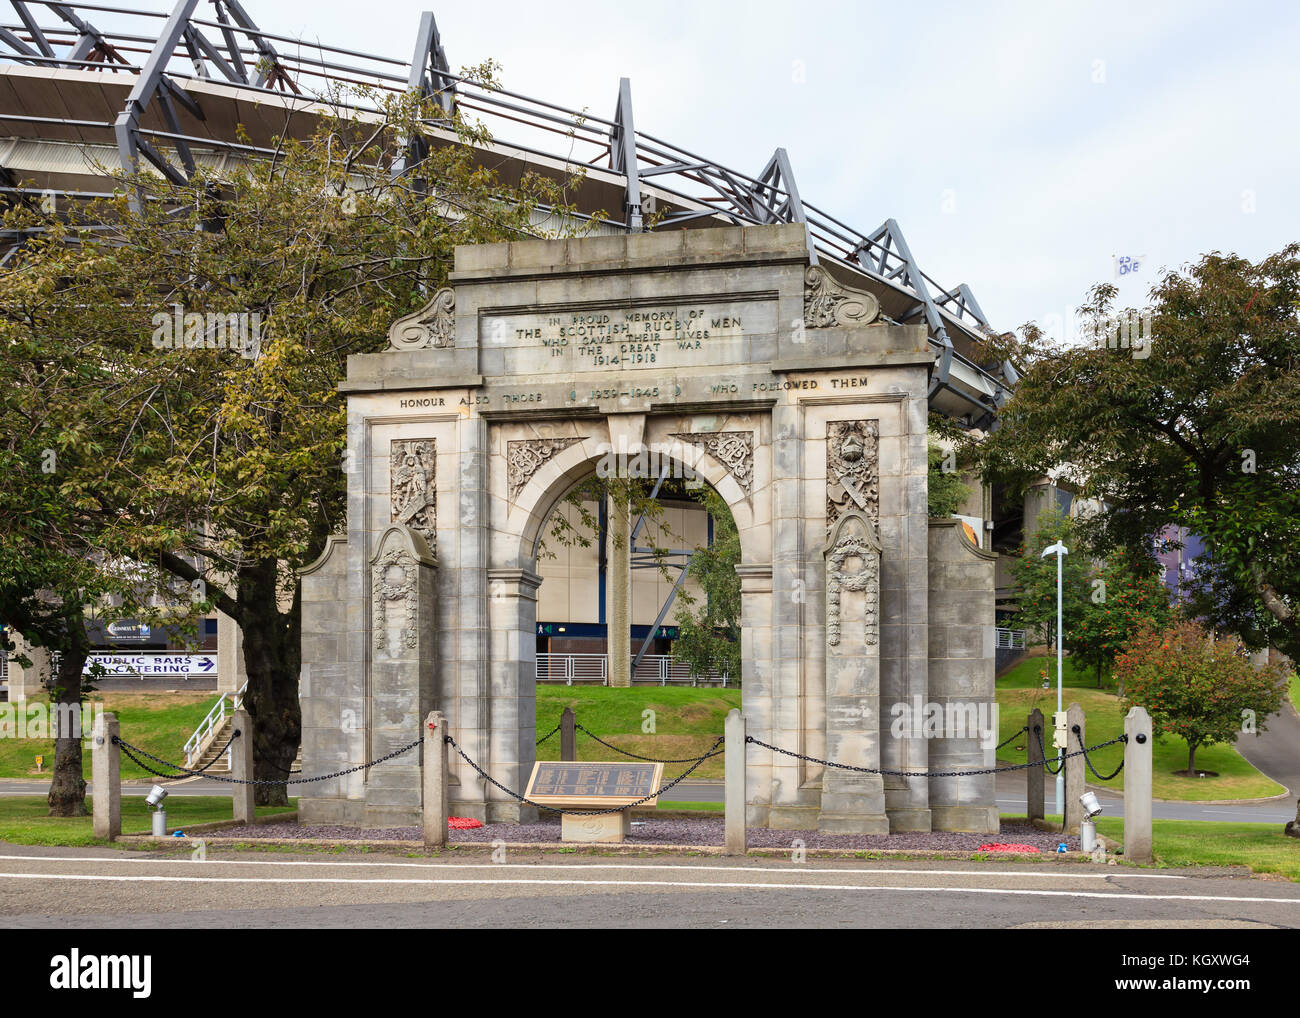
825, 513, 881, 649
372, 546, 419, 653
507, 437, 582, 500
387, 287, 455, 351
826, 420, 879, 533
391, 439, 436, 545
670, 431, 754, 496
804, 266, 880, 328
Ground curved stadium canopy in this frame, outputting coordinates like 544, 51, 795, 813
0, 0, 1015, 426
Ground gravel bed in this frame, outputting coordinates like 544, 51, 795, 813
188, 819, 1078, 852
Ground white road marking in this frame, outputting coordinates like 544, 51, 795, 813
0, 871, 1294, 904
0, 855, 1187, 879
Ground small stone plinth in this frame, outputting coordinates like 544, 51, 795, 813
561, 812, 632, 843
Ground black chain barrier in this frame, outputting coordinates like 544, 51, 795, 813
574, 723, 726, 763
183, 728, 241, 775
112, 732, 421, 786
536, 724, 561, 746
1074, 726, 1126, 781
994, 724, 1029, 752
1033, 725, 1065, 775
445, 731, 725, 816
746, 732, 1129, 778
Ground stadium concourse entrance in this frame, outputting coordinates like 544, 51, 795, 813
296, 223, 998, 835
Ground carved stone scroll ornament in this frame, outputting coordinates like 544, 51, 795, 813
670, 430, 754, 496
826, 420, 879, 533
372, 547, 419, 652
387, 287, 455, 351
391, 439, 436, 546
507, 437, 583, 500
824, 512, 881, 648
804, 265, 880, 328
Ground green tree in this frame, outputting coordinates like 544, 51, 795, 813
1069, 548, 1172, 686
1117, 619, 1290, 775
979, 245, 1300, 664
672, 487, 741, 682
927, 440, 972, 518
0, 214, 172, 814
1008, 506, 1090, 648
0, 83, 587, 804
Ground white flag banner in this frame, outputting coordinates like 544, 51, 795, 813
1113, 254, 1146, 280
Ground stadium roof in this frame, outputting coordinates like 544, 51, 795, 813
0, 0, 1016, 426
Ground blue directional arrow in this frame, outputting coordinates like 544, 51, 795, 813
198, 657, 215, 672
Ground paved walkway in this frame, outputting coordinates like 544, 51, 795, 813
1235, 699, 1300, 802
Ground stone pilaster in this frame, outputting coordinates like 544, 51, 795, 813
364, 524, 438, 827
817, 510, 889, 833
926, 518, 998, 833
606, 493, 631, 688
485, 567, 541, 823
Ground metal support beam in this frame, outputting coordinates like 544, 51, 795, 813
113, 0, 201, 200
856, 218, 955, 398
12, 1, 53, 59
610, 77, 641, 231
632, 552, 694, 671
391, 11, 455, 184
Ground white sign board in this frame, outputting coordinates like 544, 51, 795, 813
85, 653, 217, 678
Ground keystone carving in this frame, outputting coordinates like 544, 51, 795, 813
804, 265, 880, 328
388, 287, 455, 350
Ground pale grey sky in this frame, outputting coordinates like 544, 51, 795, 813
191, 0, 1300, 340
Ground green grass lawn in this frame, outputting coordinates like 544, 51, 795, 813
996, 658, 1285, 801
0, 795, 296, 846
1094, 816, 1300, 881
0, 692, 213, 781
536, 685, 739, 780
1290, 672, 1299, 712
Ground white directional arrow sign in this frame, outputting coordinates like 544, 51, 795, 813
85, 654, 218, 678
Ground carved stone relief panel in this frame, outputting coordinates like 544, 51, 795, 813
391, 439, 436, 546
670, 430, 754, 496
507, 437, 582, 501
826, 420, 879, 533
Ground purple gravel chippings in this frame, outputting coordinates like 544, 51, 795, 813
206, 820, 1079, 852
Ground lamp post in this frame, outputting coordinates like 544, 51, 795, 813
1041, 540, 1068, 816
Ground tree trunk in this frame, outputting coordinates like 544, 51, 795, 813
47, 610, 90, 817
236, 559, 302, 807
1187, 741, 1199, 776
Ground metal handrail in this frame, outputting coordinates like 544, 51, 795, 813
182, 678, 246, 767
537, 652, 728, 687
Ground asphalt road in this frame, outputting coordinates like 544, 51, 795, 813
1236, 699, 1300, 805
0, 844, 1296, 929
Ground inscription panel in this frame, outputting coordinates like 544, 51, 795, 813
480, 298, 775, 375
524, 761, 664, 805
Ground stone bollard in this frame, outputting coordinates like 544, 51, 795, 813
724, 709, 746, 856
423, 710, 448, 849
1027, 708, 1045, 824
1063, 703, 1085, 834
1124, 706, 1153, 863
231, 708, 255, 825
91, 712, 120, 841
560, 707, 576, 762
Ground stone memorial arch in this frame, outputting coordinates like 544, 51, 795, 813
298, 223, 997, 834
